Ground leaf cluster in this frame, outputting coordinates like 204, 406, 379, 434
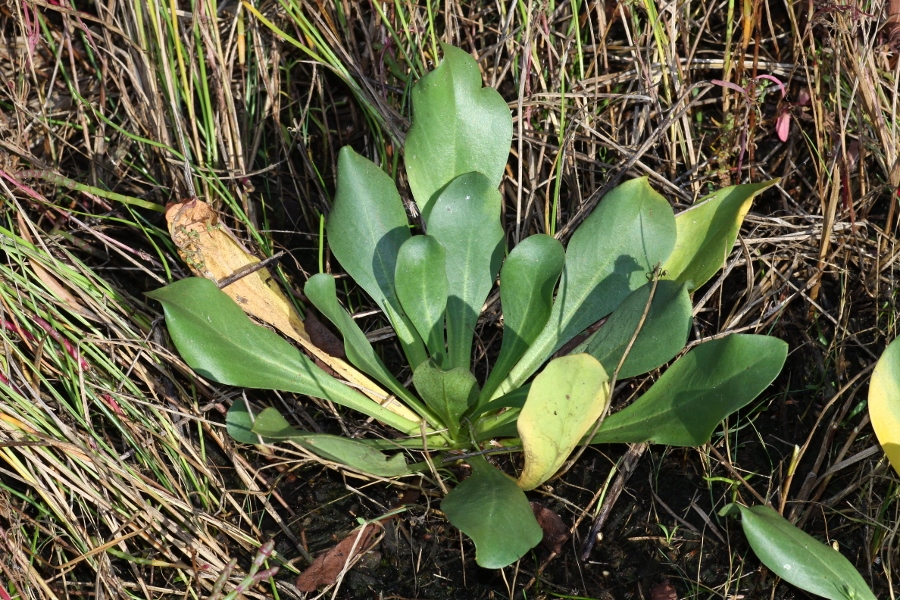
150, 44, 789, 570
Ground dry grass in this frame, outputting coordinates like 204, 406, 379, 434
1, 0, 899, 598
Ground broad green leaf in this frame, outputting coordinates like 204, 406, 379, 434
427, 172, 504, 371
574, 280, 692, 379
395, 235, 449, 361
413, 362, 479, 439
517, 355, 609, 490
868, 337, 900, 476
226, 398, 259, 444
251, 408, 411, 477
497, 178, 677, 397
304, 273, 438, 425
591, 334, 787, 446
480, 234, 565, 404
147, 277, 422, 435
720, 503, 876, 600
662, 179, 777, 291
405, 44, 512, 220
441, 456, 543, 568
327, 146, 427, 368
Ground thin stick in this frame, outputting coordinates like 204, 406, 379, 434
216, 252, 285, 289
580, 442, 649, 559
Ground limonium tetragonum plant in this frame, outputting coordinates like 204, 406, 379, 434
148, 44, 788, 569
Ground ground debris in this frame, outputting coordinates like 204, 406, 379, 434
650, 578, 678, 600
530, 501, 570, 555
295, 522, 381, 592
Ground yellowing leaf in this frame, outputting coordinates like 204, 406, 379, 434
166, 200, 418, 423
869, 337, 900, 476
166, 200, 306, 342
516, 355, 609, 490
662, 179, 777, 291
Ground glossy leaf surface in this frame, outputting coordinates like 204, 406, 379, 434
427, 172, 504, 370
662, 179, 777, 291
577, 280, 692, 379
481, 234, 565, 404
517, 355, 609, 490
498, 178, 676, 397
395, 235, 449, 361
720, 503, 876, 600
441, 456, 543, 568
304, 273, 435, 423
327, 146, 426, 368
147, 277, 421, 435
868, 337, 900, 476
592, 334, 787, 446
251, 408, 411, 477
405, 44, 512, 220
413, 362, 479, 439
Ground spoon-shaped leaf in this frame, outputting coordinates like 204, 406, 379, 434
147, 277, 423, 435
517, 354, 609, 490
497, 177, 676, 397
251, 408, 411, 477
441, 456, 543, 569
591, 334, 787, 446
573, 280, 692, 379
327, 146, 427, 368
662, 179, 777, 291
480, 234, 565, 404
405, 44, 512, 220
395, 235, 449, 361
868, 337, 900, 476
720, 503, 876, 600
427, 172, 504, 371
304, 273, 438, 425
413, 362, 479, 440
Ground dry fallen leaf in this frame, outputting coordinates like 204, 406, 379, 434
650, 578, 678, 600
165, 200, 420, 423
166, 200, 308, 343
530, 501, 570, 555
295, 523, 380, 592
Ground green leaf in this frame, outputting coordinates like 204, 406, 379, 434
720, 503, 876, 600
868, 337, 900, 477
327, 146, 427, 368
472, 384, 529, 419
472, 385, 528, 440
427, 172, 504, 371
405, 44, 512, 220
517, 355, 609, 490
251, 408, 411, 477
147, 277, 422, 435
395, 235, 449, 361
481, 234, 565, 404
497, 178, 677, 397
413, 362, 479, 439
575, 280, 692, 379
662, 179, 777, 291
591, 334, 787, 446
226, 398, 259, 444
441, 456, 543, 568
303, 273, 438, 424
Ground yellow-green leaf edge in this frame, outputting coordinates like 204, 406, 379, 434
869, 337, 900, 476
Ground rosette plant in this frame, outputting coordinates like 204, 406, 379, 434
149, 45, 788, 568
